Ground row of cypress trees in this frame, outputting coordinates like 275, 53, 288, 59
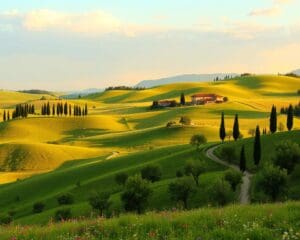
2, 104, 35, 121
219, 112, 240, 142
41, 102, 88, 117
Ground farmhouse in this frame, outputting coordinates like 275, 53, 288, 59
191, 93, 224, 105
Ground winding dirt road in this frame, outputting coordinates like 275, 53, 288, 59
206, 145, 252, 204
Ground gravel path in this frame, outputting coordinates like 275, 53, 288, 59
206, 145, 252, 204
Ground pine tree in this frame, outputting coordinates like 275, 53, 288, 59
253, 125, 261, 166
287, 104, 294, 131
239, 145, 246, 172
219, 112, 226, 142
270, 105, 277, 134
180, 93, 186, 105
3, 110, 6, 121
233, 114, 240, 141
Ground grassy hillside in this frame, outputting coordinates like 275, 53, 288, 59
1, 202, 299, 240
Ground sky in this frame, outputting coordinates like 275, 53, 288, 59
0, 0, 300, 91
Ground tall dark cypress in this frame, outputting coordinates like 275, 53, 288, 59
287, 104, 294, 131
7, 111, 10, 121
52, 104, 56, 116
47, 102, 51, 116
3, 110, 6, 121
233, 114, 240, 141
270, 105, 277, 134
180, 93, 186, 105
69, 104, 72, 116
240, 145, 246, 172
253, 125, 261, 166
84, 103, 88, 116
219, 112, 226, 142
64, 102, 68, 116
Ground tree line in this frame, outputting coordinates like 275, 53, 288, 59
2, 104, 35, 122
280, 102, 300, 117
105, 86, 145, 91
41, 102, 88, 117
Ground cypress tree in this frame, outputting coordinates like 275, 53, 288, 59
47, 102, 51, 116
253, 125, 261, 166
69, 104, 72, 116
52, 104, 55, 116
180, 93, 186, 105
64, 102, 68, 116
239, 145, 246, 172
85, 103, 88, 116
219, 112, 226, 142
7, 111, 10, 121
233, 114, 240, 141
3, 110, 6, 121
270, 105, 277, 134
287, 104, 294, 131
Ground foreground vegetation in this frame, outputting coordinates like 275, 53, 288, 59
1, 202, 299, 240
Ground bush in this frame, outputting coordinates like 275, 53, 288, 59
57, 193, 74, 205
273, 141, 300, 174
176, 169, 184, 178
141, 164, 162, 183
224, 169, 243, 191
89, 192, 111, 216
0, 215, 12, 225
166, 121, 176, 128
256, 164, 288, 201
179, 116, 191, 125
190, 134, 207, 149
220, 146, 237, 163
121, 175, 152, 214
115, 172, 128, 186
209, 180, 233, 206
54, 208, 72, 222
33, 202, 45, 214
169, 178, 195, 209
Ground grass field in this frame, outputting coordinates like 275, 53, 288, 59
1, 202, 299, 240
0, 74, 299, 227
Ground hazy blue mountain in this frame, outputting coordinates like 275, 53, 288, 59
62, 88, 103, 99
292, 69, 300, 75
135, 73, 238, 88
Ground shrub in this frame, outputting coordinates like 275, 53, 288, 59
166, 121, 176, 128
273, 141, 300, 174
89, 192, 111, 216
209, 180, 233, 206
57, 193, 74, 205
224, 169, 243, 191
220, 146, 237, 163
169, 178, 195, 209
190, 134, 207, 149
256, 164, 288, 201
33, 202, 45, 214
121, 175, 152, 214
176, 169, 184, 178
0, 215, 12, 225
54, 208, 72, 222
141, 164, 162, 183
179, 116, 191, 125
115, 172, 128, 186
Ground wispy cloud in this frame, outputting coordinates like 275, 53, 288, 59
249, 7, 281, 17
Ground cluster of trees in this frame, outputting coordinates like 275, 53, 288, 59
281, 103, 300, 118
3, 104, 36, 121
41, 102, 88, 117
219, 112, 242, 142
213, 75, 234, 82
105, 86, 146, 91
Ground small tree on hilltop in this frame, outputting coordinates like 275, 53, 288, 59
233, 114, 240, 141
179, 116, 191, 125
219, 112, 226, 142
190, 134, 207, 149
115, 172, 128, 186
253, 125, 261, 166
239, 145, 246, 172
169, 178, 195, 209
184, 161, 205, 186
88, 191, 111, 216
270, 105, 277, 134
287, 104, 294, 131
180, 93, 186, 105
3, 110, 6, 122
121, 175, 152, 214
141, 164, 162, 183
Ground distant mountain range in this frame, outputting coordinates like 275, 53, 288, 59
62, 88, 103, 99
135, 73, 238, 88
292, 69, 300, 75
